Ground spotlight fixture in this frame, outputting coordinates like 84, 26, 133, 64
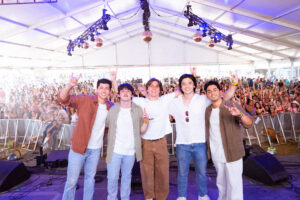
83, 42, 89, 49
67, 8, 111, 56
184, 5, 233, 50
95, 37, 103, 47
209, 39, 215, 47
142, 30, 153, 42
193, 32, 202, 42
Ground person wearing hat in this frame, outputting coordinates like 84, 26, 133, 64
291, 100, 299, 113
105, 83, 149, 200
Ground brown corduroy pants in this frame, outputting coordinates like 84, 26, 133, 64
140, 137, 169, 200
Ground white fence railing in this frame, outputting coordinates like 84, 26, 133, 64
0, 112, 299, 152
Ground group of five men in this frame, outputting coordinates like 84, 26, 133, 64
58, 71, 253, 200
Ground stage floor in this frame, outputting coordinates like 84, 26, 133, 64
0, 153, 300, 200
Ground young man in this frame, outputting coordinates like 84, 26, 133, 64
105, 83, 149, 200
135, 78, 176, 200
205, 81, 253, 200
111, 71, 178, 200
168, 74, 238, 200
58, 74, 113, 200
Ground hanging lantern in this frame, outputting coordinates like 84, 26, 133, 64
83, 42, 89, 49
208, 39, 215, 47
193, 32, 202, 42
142, 30, 153, 42
95, 38, 103, 47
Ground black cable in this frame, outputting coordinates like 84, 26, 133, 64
112, 7, 141, 21
149, 4, 184, 18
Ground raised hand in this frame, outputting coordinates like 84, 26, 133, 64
190, 66, 197, 75
138, 85, 147, 97
224, 104, 241, 116
230, 71, 239, 85
68, 73, 82, 88
109, 67, 118, 80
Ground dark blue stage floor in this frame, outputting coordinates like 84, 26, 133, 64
0, 155, 299, 200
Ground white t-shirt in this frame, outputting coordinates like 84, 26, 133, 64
209, 108, 226, 163
113, 107, 135, 155
87, 104, 107, 149
169, 94, 211, 144
133, 93, 175, 140
70, 113, 78, 126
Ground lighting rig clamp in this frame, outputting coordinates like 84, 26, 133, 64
184, 5, 233, 50
140, 0, 151, 31
67, 9, 111, 56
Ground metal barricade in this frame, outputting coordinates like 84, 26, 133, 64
57, 124, 74, 150
0, 119, 19, 149
261, 115, 282, 145
244, 125, 260, 146
0, 113, 299, 152
21, 120, 48, 151
291, 113, 300, 141
276, 112, 296, 141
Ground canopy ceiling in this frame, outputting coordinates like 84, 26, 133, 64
0, 0, 300, 68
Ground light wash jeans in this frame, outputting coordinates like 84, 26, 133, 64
62, 148, 101, 200
107, 153, 135, 200
176, 143, 208, 198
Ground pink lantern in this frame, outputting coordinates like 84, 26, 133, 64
193, 32, 202, 42
142, 30, 153, 42
95, 38, 103, 47
208, 39, 215, 47
83, 42, 89, 49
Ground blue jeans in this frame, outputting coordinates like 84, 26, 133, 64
107, 153, 135, 200
176, 143, 208, 197
62, 148, 101, 200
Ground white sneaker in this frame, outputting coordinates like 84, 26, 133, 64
146, 199, 153, 200
177, 197, 187, 200
198, 195, 210, 200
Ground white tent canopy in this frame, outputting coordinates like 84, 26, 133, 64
0, 0, 299, 69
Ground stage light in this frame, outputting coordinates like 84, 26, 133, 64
83, 42, 89, 49
184, 6, 233, 50
209, 39, 215, 47
188, 19, 194, 27
95, 37, 103, 47
193, 32, 202, 42
213, 37, 218, 43
90, 33, 95, 42
142, 30, 153, 42
66, 8, 111, 55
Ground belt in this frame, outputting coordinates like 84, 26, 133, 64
144, 137, 165, 142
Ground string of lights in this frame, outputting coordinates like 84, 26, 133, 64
67, 9, 111, 56
184, 5, 233, 50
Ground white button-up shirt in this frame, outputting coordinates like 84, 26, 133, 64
169, 94, 211, 144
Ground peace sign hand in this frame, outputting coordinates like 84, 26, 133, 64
224, 104, 241, 116
142, 108, 149, 122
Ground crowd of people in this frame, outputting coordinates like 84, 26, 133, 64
0, 75, 299, 124
0, 71, 299, 200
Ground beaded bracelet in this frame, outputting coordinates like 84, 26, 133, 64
239, 113, 244, 119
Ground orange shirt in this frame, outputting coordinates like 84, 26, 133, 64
58, 94, 113, 154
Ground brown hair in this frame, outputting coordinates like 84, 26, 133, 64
146, 78, 163, 92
